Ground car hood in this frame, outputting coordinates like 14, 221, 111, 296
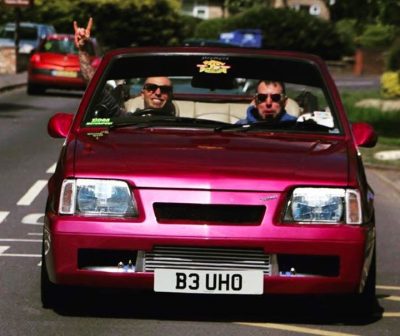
0, 38, 15, 47
71, 130, 349, 191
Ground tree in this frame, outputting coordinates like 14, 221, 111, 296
15, 0, 184, 50
376, 0, 400, 26
329, 0, 379, 24
195, 6, 348, 59
224, 0, 271, 15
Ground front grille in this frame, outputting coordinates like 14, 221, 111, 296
153, 203, 265, 224
144, 246, 273, 275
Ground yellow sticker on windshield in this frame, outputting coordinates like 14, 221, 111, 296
197, 60, 231, 74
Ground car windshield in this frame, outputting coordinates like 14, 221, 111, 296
19, 26, 37, 39
0, 28, 14, 39
83, 52, 342, 135
39, 37, 95, 55
0, 27, 37, 40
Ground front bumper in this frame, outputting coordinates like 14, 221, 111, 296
28, 68, 85, 89
44, 214, 372, 295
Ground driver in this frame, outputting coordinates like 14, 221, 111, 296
136, 77, 173, 110
237, 80, 297, 124
73, 18, 173, 113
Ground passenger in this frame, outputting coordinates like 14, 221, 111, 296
73, 18, 173, 112
237, 80, 297, 124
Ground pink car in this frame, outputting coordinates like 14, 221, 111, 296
42, 47, 377, 308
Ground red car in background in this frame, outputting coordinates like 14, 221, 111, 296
27, 34, 100, 95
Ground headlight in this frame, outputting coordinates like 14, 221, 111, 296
284, 188, 362, 225
59, 179, 138, 217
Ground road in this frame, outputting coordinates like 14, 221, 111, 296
0, 87, 399, 335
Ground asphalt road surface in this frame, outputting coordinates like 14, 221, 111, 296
0, 87, 399, 336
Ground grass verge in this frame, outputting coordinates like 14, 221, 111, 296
340, 89, 400, 169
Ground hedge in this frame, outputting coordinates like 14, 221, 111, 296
195, 6, 350, 60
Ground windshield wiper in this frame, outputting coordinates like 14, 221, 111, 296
108, 116, 227, 130
108, 116, 176, 129
214, 120, 297, 132
294, 120, 334, 132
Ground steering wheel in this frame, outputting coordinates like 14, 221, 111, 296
131, 108, 174, 117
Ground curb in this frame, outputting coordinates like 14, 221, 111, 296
0, 71, 27, 94
365, 163, 400, 172
0, 82, 26, 94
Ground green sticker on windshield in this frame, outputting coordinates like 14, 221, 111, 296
86, 118, 113, 126
44, 42, 52, 51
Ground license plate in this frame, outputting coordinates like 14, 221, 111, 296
52, 70, 78, 78
154, 269, 263, 295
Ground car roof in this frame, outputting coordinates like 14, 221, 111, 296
44, 34, 74, 40
5, 22, 54, 29
104, 46, 325, 64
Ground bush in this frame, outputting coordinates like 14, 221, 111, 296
194, 6, 348, 60
177, 15, 203, 44
385, 40, 400, 71
380, 71, 400, 98
357, 24, 397, 49
20, 0, 184, 50
334, 19, 358, 54
194, 18, 230, 40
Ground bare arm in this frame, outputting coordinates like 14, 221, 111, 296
73, 18, 96, 83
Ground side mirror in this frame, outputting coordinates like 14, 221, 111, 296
48, 113, 74, 138
352, 122, 378, 148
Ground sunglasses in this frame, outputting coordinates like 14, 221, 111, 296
143, 83, 172, 94
256, 93, 283, 103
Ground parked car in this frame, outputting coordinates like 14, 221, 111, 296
42, 47, 377, 308
27, 34, 101, 94
0, 22, 55, 54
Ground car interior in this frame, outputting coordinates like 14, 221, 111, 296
84, 53, 340, 133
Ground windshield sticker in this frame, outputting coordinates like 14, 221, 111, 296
86, 118, 113, 126
87, 131, 109, 139
197, 60, 231, 74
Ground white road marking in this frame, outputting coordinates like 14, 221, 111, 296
0, 239, 41, 242
383, 312, 400, 317
384, 295, 400, 302
377, 285, 400, 291
0, 246, 10, 254
46, 163, 56, 174
1, 253, 41, 257
0, 211, 9, 223
238, 322, 359, 335
17, 180, 48, 206
0, 245, 40, 258
21, 213, 44, 225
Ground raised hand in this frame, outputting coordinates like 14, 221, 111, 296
73, 17, 93, 49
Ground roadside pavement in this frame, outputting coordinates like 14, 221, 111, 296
0, 71, 27, 93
